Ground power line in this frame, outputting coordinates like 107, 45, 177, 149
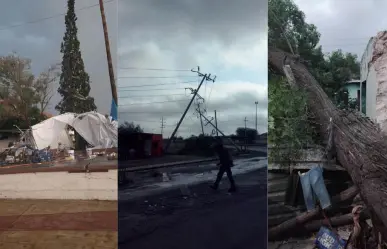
119, 99, 189, 106
118, 111, 183, 114
119, 67, 191, 72
207, 81, 215, 106
118, 93, 186, 98
117, 80, 196, 88
0, 0, 115, 32
119, 88, 187, 91
129, 119, 162, 123
118, 76, 198, 79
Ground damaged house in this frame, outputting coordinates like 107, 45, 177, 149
360, 31, 387, 132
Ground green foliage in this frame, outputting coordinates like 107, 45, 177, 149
179, 135, 215, 157
56, 0, 97, 114
268, 0, 361, 165
235, 127, 258, 143
118, 122, 144, 134
268, 76, 316, 165
269, 0, 360, 99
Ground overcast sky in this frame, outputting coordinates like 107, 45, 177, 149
118, 0, 268, 138
0, 0, 117, 115
294, 0, 387, 58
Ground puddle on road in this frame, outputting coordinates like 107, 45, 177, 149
122, 157, 268, 194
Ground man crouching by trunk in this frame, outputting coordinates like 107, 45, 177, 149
210, 140, 237, 193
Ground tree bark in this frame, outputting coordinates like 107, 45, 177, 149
303, 209, 369, 233
268, 186, 359, 240
269, 47, 387, 241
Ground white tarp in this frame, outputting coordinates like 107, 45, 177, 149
71, 112, 118, 149
31, 112, 117, 149
31, 113, 75, 150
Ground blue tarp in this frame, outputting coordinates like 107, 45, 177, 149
110, 98, 117, 120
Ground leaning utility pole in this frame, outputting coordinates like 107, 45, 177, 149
160, 117, 165, 136
98, 0, 118, 105
164, 67, 216, 152
199, 111, 240, 151
255, 101, 258, 132
214, 110, 219, 137
197, 102, 205, 135
244, 117, 248, 151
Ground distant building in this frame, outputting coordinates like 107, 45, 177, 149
360, 31, 387, 132
338, 79, 364, 114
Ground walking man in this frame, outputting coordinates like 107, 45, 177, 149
210, 141, 237, 192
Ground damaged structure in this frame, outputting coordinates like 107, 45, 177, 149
0, 112, 117, 165
26, 111, 117, 150
360, 31, 387, 132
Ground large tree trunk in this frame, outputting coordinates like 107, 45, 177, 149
268, 47, 387, 241
268, 186, 359, 240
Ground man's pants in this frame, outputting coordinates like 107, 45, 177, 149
299, 166, 331, 211
214, 166, 236, 188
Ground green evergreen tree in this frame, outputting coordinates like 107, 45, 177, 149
56, 0, 97, 114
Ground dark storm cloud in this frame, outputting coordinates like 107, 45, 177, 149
118, 0, 266, 46
119, 81, 268, 136
295, 0, 387, 57
0, 0, 117, 114
118, 0, 268, 137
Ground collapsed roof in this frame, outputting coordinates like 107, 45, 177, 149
29, 112, 117, 149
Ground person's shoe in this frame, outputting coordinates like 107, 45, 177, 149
228, 187, 237, 193
209, 185, 218, 190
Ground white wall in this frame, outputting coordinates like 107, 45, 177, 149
360, 39, 374, 80
366, 66, 377, 120
0, 170, 117, 200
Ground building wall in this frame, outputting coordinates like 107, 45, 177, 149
360, 37, 378, 120
360, 32, 387, 132
366, 66, 377, 120
344, 83, 360, 100
360, 38, 375, 82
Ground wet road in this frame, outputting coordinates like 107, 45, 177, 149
119, 167, 267, 249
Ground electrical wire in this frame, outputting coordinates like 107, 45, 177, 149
118, 93, 186, 98
0, 0, 115, 31
119, 67, 191, 72
118, 76, 197, 79
117, 80, 196, 88
119, 99, 189, 106
119, 88, 187, 91
119, 111, 183, 114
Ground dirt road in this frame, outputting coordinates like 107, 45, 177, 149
0, 199, 117, 249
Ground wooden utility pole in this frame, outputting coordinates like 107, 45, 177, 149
244, 117, 248, 151
214, 110, 218, 137
98, 0, 117, 105
197, 102, 205, 135
255, 101, 258, 133
160, 117, 165, 136
164, 67, 216, 152
199, 112, 240, 151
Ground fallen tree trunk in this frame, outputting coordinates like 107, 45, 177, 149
269, 47, 387, 241
303, 209, 370, 233
268, 185, 359, 240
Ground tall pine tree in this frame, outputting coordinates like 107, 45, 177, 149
56, 0, 97, 114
